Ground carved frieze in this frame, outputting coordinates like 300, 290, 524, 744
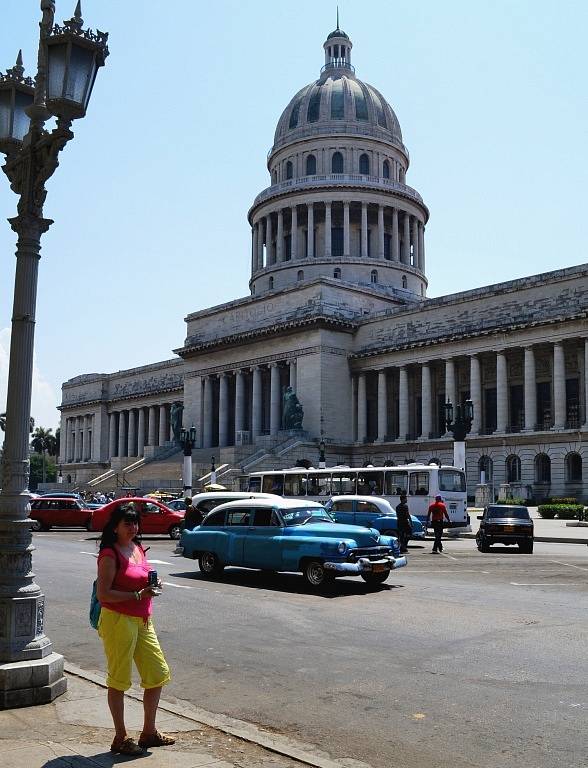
36, 598, 44, 636
15, 601, 33, 637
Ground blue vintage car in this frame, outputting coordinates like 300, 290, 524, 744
325, 496, 426, 541
179, 498, 407, 588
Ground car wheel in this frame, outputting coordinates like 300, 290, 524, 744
302, 560, 333, 588
168, 524, 181, 540
478, 537, 490, 553
30, 519, 42, 532
85, 519, 93, 531
361, 571, 390, 585
519, 541, 533, 554
198, 552, 224, 577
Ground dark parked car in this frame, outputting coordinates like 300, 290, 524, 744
476, 505, 534, 553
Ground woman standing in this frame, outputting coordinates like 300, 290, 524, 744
96, 504, 174, 755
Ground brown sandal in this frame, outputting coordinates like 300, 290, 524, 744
110, 735, 143, 755
138, 730, 176, 748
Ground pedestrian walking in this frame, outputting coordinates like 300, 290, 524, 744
183, 498, 203, 530
96, 504, 174, 755
395, 493, 412, 553
426, 494, 450, 553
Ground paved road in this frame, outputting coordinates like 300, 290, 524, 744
33, 531, 588, 768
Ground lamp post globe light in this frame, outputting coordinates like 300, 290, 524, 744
444, 399, 474, 471
180, 426, 197, 498
0, 1, 108, 709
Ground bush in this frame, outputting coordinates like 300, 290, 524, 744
496, 498, 526, 506
538, 504, 583, 520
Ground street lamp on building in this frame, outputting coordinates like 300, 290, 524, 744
210, 455, 217, 485
0, 1, 108, 709
444, 399, 474, 470
179, 426, 197, 498
318, 439, 326, 469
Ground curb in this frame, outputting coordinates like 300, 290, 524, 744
455, 533, 588, 545
64, 662, 346, 768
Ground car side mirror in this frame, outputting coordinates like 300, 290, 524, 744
477, 515, 483, 520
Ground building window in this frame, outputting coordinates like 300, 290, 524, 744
402, 275, 407, 289
306, 154, 316, 175
284, 234, 291, 261
370, 270, 378, 284
268, 276, 274, 290
297, 270, 304, 281
331, 151, 344, 173
384, 233, 391, 259
506, 455, 521, 483
535, 453, 551, 483
333, 268, 341, 279
272, 170, 277, 184
307, 86, 321, 123
330, 79, 345, 119
359, 153, 370, 175
286, 160, 293, 179
332, 227, 343, 258
383, 160, 390, 179
565, 452, 582, 482
479, 455, 493, 481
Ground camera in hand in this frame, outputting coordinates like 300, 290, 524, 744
147, 570, 161, 595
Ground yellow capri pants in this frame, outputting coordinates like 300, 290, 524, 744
98, 607, 171, 692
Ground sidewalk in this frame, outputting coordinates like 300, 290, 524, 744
0, 664, 354, 768
454, 507, 588, 545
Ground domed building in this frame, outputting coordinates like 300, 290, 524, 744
59, 26, 588, 503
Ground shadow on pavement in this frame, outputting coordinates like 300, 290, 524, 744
42, 753, 150, 766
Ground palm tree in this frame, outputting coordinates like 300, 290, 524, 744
31, 427, 57, 485
0, 412, 35, 433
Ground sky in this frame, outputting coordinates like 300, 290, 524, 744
0, 0, 586, 431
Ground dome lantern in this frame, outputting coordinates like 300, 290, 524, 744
322, 11, 353, 75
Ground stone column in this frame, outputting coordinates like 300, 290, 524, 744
307, 203, 314, 258
251, 226, 257, 275
351, 376, 357, 441
398, 366, 409, 441
77, 416, 83, 462
270, 363, 281, 435
324, 202, 332, 257
445, 358, 456, 412
524, 346, 537, 432
289, 359, 297, 392
418, 222, 425, 272
584, 339, 588, 428
252, 366, 262, 438
377, 205, 385, 259
470, 355, 482, 435
148, 405, 156, 447
276, 209, 284, 262
496, 351, 508, 433
118, 411, 127, 458
291, 205, 298, 259
357, 373, 367, 442
402, 213, 411, 264
137, 408, 146, 457
203, 377, 213, 448
392, 208, 399, 262
157, 404, 167, 446
219, 374, 229, 447
553, 342, 566, 429
127, 409, 136, 457
62, 417, 69, 462
411, 217, 419, 268
257, 220, 264, 269
108, 412, 117, 458
343, 201, 350, 257
266, 214, 273, 264
234, 370, 245, 438
421, 364, 432, 439
377, 370, 387, 442
361, 202, 368, 257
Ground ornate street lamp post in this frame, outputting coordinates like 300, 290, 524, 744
318, 439, 326, 469
210, 456, 217, 485
444, 399, 474, 471
0, 1, 108, 709
179, 426, 197, 498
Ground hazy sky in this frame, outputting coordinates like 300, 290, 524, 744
0, 0, 586, 430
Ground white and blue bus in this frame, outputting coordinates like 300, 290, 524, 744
248, 463, 469, 528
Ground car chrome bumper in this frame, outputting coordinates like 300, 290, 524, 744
174, 544, 185, 555
324, 555, 407, 574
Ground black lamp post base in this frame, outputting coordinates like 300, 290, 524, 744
0, 652, 67, 709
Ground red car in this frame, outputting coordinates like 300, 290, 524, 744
91, 497, 184, 539
30, 497, 94, 531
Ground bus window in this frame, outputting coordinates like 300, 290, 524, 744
248, 476, 261, 492
386, 471, 408, 496
262, 474, 284, 494
284, 473, 306, 496
409, 472, 430, 496
357, 471, 384, 495
306, 473, 331, 496
331, 472, 355, 495
438, 469, 466, 493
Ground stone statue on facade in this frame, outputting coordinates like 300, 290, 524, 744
170, 402, 184, 443
283, 387, 304, 430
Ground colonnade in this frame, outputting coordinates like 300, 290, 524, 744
200, 359, 298, 449
108, 403, 173, 459
64, 414, 95, 463
251, 201, 424, 272
354, 340, 586, 443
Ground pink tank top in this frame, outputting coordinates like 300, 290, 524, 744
97, 544, 153, 619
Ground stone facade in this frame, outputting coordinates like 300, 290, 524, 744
59, 26, 588, 500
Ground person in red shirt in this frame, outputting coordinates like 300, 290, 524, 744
426, 495, 450, 553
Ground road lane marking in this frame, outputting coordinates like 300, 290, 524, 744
161, 581, 191, 589
80, 551, 98, 558
511, 583, 573, 586
550, 560, 588, 572
439, 553, 458, 561
147, 559, 171, 565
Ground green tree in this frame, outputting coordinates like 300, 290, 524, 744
29, 453, 56, 490
30, 427, 57, 485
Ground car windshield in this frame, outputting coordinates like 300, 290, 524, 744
487, 506, 530, 519
280, 507, 334, 525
